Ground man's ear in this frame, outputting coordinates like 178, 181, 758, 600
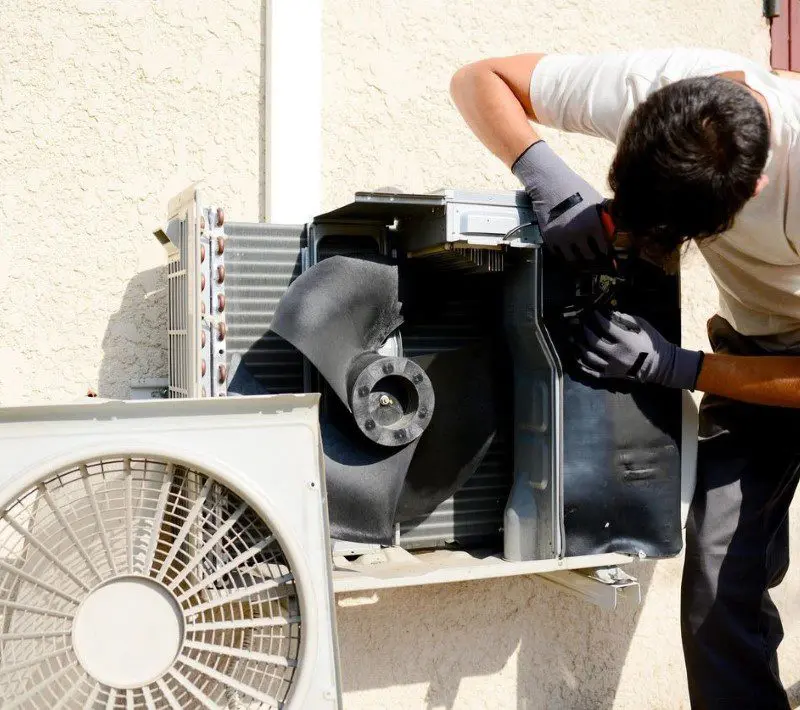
754, 174, 770, 196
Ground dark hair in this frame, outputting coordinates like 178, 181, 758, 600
608, 76, 769, 258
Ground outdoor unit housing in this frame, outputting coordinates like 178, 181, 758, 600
156, 186, 698, 593
0, 396, 341, 708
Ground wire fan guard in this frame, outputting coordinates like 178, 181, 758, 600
0, 455, 303, 709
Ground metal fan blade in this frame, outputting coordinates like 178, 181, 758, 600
321, 395, 420, 545
271, 256, 404, 407
271, 256, 434, 447
395, 342, 501, 522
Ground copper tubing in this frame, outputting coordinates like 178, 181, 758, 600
216, 207, 225, 227
216, 265, 225, 283
200, 244, 206, 263
201, 330, 207, 348
216, 237, 225, 255
200, 273, 206, 291
217, 322, 227, 341
201, 360, 207, 377
217, 294, 225, 312
218, 363, 227, 383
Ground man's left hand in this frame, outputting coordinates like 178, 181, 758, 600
574, 310, 703, 390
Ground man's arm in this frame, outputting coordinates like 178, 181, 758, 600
576, 310, 800, 408
696, 354, 800, 408
451, 54, 611, 262
449, 54, 546, 167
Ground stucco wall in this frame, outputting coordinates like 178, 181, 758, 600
0, 0, 793, 708
0, 0, 265, 403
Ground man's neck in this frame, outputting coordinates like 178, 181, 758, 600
716, 70, 772, 126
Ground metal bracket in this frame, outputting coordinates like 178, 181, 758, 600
538, 566, 641, 610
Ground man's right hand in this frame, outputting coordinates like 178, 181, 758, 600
512, 141, 610, 262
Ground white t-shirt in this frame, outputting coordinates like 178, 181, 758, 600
530, 48, 800, 347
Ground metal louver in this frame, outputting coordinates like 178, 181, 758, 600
0, 397, 340, 709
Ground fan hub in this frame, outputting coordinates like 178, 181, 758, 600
72, 575, 184, 689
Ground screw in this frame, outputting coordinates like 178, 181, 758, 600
394, 430, 407, 441
382, 363, 394, 375
379, 394, 392, 406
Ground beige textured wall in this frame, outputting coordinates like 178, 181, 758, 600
0, 0, 265, 403
0, 0, 792, 708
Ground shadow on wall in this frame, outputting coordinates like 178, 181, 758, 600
337, 562, 656, 710
98, 266, 167, 399
786, 680, 800, 708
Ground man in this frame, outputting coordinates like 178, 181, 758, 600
451, 48, 800, 709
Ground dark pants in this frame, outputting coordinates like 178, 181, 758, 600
681, 316, 800, 709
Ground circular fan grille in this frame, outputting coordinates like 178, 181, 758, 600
0, 455, 302, 709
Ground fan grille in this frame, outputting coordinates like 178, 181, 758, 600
0, 456, 301, 709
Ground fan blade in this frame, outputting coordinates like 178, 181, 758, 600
321, 395, 419, 545
272, 256, 434, 447
271, 256, 404, 407
395, 342, 501, 522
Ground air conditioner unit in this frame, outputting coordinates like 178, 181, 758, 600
155, 186, 697, 596
0, 396, 341, 708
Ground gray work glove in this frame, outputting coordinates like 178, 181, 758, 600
512, 141, 610, 262
575, 310, 704, 390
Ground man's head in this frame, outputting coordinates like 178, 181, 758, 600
608, 75, 770, 259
